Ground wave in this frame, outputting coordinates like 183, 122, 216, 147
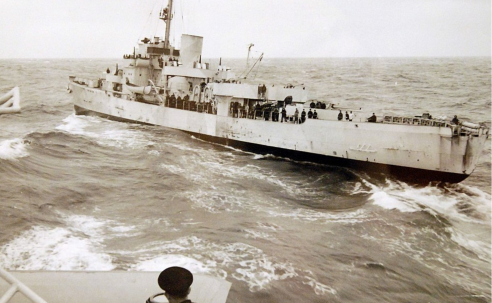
366, 179, 491, 222
0, 225, 113, 271
129, 236, 336, 295
56, 114, 156, 149
364, 179, 491, 263
0, 138, 29, 160
0, 213, 143, 271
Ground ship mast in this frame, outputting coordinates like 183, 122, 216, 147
162, 0, 173, 48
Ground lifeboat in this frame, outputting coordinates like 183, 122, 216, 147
125, 83, 153, 95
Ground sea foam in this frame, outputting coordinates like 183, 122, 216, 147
57, 114, 154, 149
366, 179, 491, 223
0, 225, 114, 271
0, 138, 29, 160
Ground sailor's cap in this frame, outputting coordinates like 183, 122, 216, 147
158, 266, 193, 296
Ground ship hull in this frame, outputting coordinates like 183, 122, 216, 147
188, 131, 470, 184
73, 95, 475, 184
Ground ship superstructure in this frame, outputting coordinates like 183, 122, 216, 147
68, 0, 489, 183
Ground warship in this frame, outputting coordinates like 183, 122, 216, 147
68, 0, 489, 183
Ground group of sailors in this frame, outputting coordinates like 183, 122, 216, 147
163, 91, 460, 127
165, 94, 216, 114
292, 108, 319, 123
122, 54, 151, 59
257, 84, 267, 98
230, 103, 320, 124
337, 110, 355, 121
310, 101, 329, 109
162, 92, 383, 124
336, 110, 377, 122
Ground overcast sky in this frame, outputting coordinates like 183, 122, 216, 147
0, 0, 490, 59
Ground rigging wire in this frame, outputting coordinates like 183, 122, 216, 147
180, 0, 186, 34
136, 0, 159, 44
152, 0, 165, 41
135, 0, 162, 44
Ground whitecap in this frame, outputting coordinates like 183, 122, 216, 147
0, 138, 29, 160
367, 179, 492, 223
447, 227, 491, 261
132, 255, 209, 273
126, 236, 337, 296
56, 113, 101, 137
0, 225, 114, 271
57, 114, 154, 149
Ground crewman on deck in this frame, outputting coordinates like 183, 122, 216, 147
368, 113, 377, 122
281, 107, 287, 123
254, 103, 261, 119
345, 111, 349, 121
301, 109, 306, 123
451, 115, 459, 124
349, 111, 354, 121
147, 267, 194, 303
313, 110, 318, 119
308, 109, 313, 119
294, 108, 299, 124
338, 110, 343, 121
273, 107, 279, 121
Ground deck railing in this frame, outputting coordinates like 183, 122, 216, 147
0, 267, 47, 303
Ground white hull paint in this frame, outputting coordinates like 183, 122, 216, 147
71, 83, 488, 183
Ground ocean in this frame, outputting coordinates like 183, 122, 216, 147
0, 57, 490, 303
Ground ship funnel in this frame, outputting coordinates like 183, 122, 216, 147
180, 34, 203, 68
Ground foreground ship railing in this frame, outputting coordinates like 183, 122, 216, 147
0, 87, 21, 114
0, 267, 47, 303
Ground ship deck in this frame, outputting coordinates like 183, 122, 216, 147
0, 271, 231, 303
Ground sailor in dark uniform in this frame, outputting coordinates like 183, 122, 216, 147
261, 84, 267, 98
368, 113, 377, 122
147, 267, 194, 303
337, 110, 343, 121
451, 115, 459, 124
301, 109, 306, 123
313, 110, 318, 119
308, 109, 313, 119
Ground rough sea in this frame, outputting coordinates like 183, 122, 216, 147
0, 57, 490, 303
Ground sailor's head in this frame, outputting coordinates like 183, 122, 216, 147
158, 267, 193, 299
